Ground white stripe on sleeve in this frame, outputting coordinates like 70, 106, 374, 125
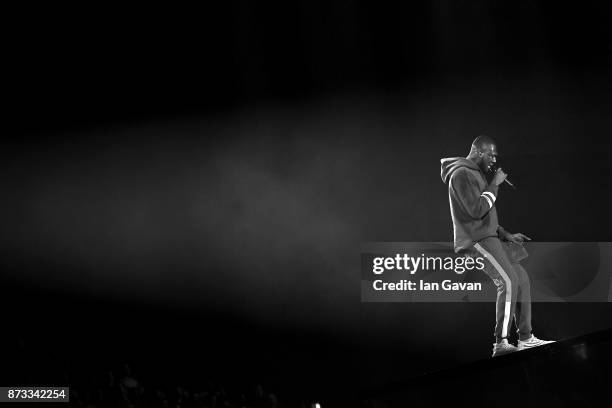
481, 194, 493, 208
482, 191, 496, 204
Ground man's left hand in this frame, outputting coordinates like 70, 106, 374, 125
506, 233, 532, 244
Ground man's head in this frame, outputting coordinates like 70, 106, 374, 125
468, 135, 498, 173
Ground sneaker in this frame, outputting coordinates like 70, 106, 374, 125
517, 335, 556, 351
492, 339, 518, 357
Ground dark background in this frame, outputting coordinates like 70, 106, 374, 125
3, 1, 612, 404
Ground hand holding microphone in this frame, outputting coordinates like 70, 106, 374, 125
492, 166, 516, 189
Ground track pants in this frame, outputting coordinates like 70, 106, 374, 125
470, 237, 533, 343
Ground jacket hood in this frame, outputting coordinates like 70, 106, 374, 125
440, 157, 481, 184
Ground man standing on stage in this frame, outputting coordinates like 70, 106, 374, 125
440, 135, 555, 357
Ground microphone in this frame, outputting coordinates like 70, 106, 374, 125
503, 178, 516, 189
491, 164, 516, 189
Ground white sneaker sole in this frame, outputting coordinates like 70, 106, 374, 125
517, 341, 555, 351
492, 348, 518, 357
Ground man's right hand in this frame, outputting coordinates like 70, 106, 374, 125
492, 168, 508, 186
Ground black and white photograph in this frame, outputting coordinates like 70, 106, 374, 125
3, 2, 612, 407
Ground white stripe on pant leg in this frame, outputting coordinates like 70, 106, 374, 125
474, 243, 512, 339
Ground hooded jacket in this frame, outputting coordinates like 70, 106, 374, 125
441, 157, 499, 252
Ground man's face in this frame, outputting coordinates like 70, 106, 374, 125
478, 143, 498, 173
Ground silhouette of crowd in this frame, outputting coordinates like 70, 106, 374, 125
70, 363, 289, 408
66, 360, 324, 408
10, 338, 317, 408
